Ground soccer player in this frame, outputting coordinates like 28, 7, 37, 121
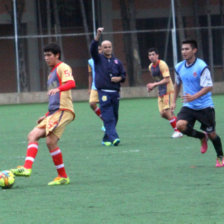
11, 43, 76, 185
90, 27, 126, 146
88, 45, 105, 131
146, 48, 183, 138
172, 39, 224, 167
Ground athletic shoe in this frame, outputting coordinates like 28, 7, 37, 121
200, 133, 208, 154
101, 125, 106, 132
113, 138, 120, 146
216, 157, 224, 167
11, 166, 32, 177
171, 131, 183, 138
48, 176, 70, 186
102, 141, 112, 146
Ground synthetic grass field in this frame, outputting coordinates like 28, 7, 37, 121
1, 95, 224, 224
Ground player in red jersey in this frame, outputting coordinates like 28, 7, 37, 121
11, 43, 76, 186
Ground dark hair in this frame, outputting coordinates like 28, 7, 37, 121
148, 48, 159, 54
44, 43, 61, 59
182, 39, 198, 49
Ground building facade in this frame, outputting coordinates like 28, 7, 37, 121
0, 0, 223, 93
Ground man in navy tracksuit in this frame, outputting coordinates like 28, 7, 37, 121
90, 27, 126, 146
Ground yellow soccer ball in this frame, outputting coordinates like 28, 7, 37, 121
0, 170, 15, 189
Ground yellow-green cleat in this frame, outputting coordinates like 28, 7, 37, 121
102, 141, 112, 146
11, 166, 32, 177
113, 138, 120, 146
48, 176, 70, 186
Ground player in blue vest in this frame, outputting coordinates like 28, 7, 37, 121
172, 39, 224, 167
90, 27, 126, 146
88, 45, 105, 131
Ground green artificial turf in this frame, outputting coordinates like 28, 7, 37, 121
0, 95, 224, 224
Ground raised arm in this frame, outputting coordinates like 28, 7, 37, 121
95, 27, 104, 41
90, 27, 104, 62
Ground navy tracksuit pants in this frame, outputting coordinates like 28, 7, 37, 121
98, 90, 120, 143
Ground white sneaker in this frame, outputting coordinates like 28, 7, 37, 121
171, 131, 183, 138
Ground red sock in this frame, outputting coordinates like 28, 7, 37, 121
50, 147, 67, 178
24, 142, 38, 169
95, 107, 103, 120
169, 116, 179, 131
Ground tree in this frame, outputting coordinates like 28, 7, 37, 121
175, 0, 185, 47
79, 0, 91, 58
119, 0, 142, 86
53, 0, 64, 59
193, 0, 204, 58
46, 0, 52, 43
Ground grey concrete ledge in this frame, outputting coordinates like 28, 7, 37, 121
0, 82, 223, 105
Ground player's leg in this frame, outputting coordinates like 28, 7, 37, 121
167, 92, 182, 138
177, 107, 205, 138
177, 107, 208, 153
159, 94, 182, 138
89, 90, 103, 119
112, 92, 120, 146
46, 133, 65, 177
90, 101, 102, 119
101, 101, 117, 144
164, 109, 182, 138
47, 111, 73, 185
208, 131, 224, 167
199, 107, 224, 166
90, 89, 105, 131
98, 90, 119, 146
158, 94, 171, 120
46, 133, 69, 181
90, 101, 98, 112
11, 127, 46, 176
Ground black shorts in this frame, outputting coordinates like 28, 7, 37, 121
177, 106, 216, 133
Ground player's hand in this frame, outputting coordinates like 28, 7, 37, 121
146, 83, 154, 92
182, 93, 196, 102
48, 88, 60, 96
111, 76, 122, 83
97, 27, 104, 34
37, 116, 45, 124
95, 27, 104, 41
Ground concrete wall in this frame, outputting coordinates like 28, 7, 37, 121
0, 82, 223, 105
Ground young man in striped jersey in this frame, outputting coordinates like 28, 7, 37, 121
147, 48, 183, 138
11, 43, 76, 185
